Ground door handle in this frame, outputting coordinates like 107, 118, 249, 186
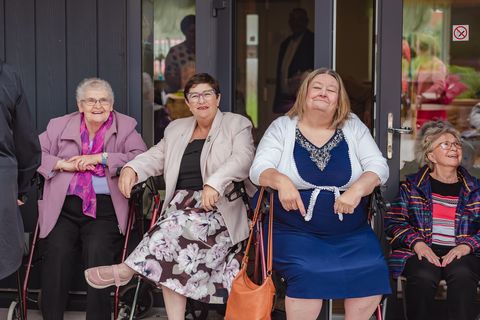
387, 112, 412, 159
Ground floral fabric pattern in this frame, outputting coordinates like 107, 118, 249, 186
125, 189, 243, 304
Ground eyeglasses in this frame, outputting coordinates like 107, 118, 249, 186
186, 90, 217, 104
436, 141, 463, 150
82, 98, 111, 107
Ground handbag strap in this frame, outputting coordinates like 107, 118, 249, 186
266, 191, 273, 274
241, 187, 274, 275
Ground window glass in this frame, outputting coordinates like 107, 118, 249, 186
235, 1, 315, 143
142, 0, 195, 146
400, 0, 480, 179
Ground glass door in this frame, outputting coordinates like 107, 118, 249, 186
399, 0, 480, 180
234, 0, 316, 142
142, 0, 196, 146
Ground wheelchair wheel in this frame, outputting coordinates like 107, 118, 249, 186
118, 283, 154, 319
185, 299, 208, 320
6, 301, 22, 320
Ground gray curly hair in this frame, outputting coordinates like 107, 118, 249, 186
76, 78, 114, 104
417, 120, 461, 169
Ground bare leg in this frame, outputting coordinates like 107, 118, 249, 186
285, 296, 323, 320
162, 285, 187, 320
344, 295, 382, 320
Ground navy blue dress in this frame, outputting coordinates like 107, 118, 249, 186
265, 128, 391, 299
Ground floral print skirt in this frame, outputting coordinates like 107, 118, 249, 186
125, 189, 244, 304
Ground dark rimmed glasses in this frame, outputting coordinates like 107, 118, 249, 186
186, 89, 216, 104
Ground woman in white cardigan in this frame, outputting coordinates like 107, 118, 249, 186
250, 68, 391, 320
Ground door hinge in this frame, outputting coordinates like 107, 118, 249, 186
212, 0, 227, 17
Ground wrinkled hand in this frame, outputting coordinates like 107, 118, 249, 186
202, 185, 220, 211
334, 188, 362, 215
413, 242, 441, 267
441, 244, 471, 267
118, 167, 138, 198
68, 154, 101, 172
55, 159, 79, 172
277, 176, 306, 216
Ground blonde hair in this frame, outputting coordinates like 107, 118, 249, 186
419, 121, 462, 169
76, 78, 114, 104
286, 68, 351, 128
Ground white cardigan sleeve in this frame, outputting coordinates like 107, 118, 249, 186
249, 117, 287, 185
347, 115, 389, 184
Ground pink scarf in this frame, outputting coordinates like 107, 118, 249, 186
68, 113, 114, 218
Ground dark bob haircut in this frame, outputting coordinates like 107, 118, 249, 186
184, 73, 221, 101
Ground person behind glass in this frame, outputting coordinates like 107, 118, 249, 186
84, 73, 255, 319
0, 60, 41, 280
413, 35, 447, 103
250, 68, 391, 320
37, 78, 147, 320
385, 121, 480, 320
273, 7, 314, 114
164, 14, 196, 93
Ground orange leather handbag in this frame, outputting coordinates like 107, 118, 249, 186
225, 188, 276, 320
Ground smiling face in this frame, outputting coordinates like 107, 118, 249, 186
185, 83, 220, 123
77, 87, 113, 126
304, 73, 339, 121
427, 133, 463, 170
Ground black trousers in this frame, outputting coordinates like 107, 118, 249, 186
40, 195, 123, 320
403, 244, 480, 320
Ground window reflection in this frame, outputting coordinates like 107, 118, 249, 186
400, 0, 480, 179
335, 0, 375, 130
142, 0, 195, 146
235, 1, 315, 142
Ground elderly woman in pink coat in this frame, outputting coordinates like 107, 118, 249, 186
37, 78, 146, 320
85, 73, 255, 320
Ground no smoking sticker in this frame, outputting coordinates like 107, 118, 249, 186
452, 25, 469, 41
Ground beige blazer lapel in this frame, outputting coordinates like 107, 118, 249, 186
200, 110, 224, 177
164, 117, 196, 202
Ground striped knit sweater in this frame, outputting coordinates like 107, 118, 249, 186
384, 165, 480, 278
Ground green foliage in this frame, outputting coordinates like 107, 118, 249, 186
449, 65, 480, 99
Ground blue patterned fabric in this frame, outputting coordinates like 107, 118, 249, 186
265, 129, 391, 298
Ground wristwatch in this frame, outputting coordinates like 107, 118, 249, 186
101, 152, 108, 166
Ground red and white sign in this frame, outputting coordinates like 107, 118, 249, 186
452, 25, 469, 41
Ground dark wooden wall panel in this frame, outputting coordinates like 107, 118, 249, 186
66, 0, 97, 113
0, 0, 5, 60
36, 0, 66, 131
5, 0, 36, 124
126, 0, 142, 127
98, 0, 127, 114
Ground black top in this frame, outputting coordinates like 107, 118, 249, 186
430, 176, 462, 196
176, 139, 205, 191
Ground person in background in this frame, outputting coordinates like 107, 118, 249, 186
37, 78, 146, 319
85, 73, 255, 320
385, 120, 480, 320
273, 8, 314, 114
164, 14, 196, 93
0, 60, 41, 280
250, 68, 391, 319
413, 35, 447, 104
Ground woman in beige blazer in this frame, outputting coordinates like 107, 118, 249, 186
85, 73, 255, 318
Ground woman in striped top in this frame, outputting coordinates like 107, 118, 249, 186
385, 121, 480, 320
